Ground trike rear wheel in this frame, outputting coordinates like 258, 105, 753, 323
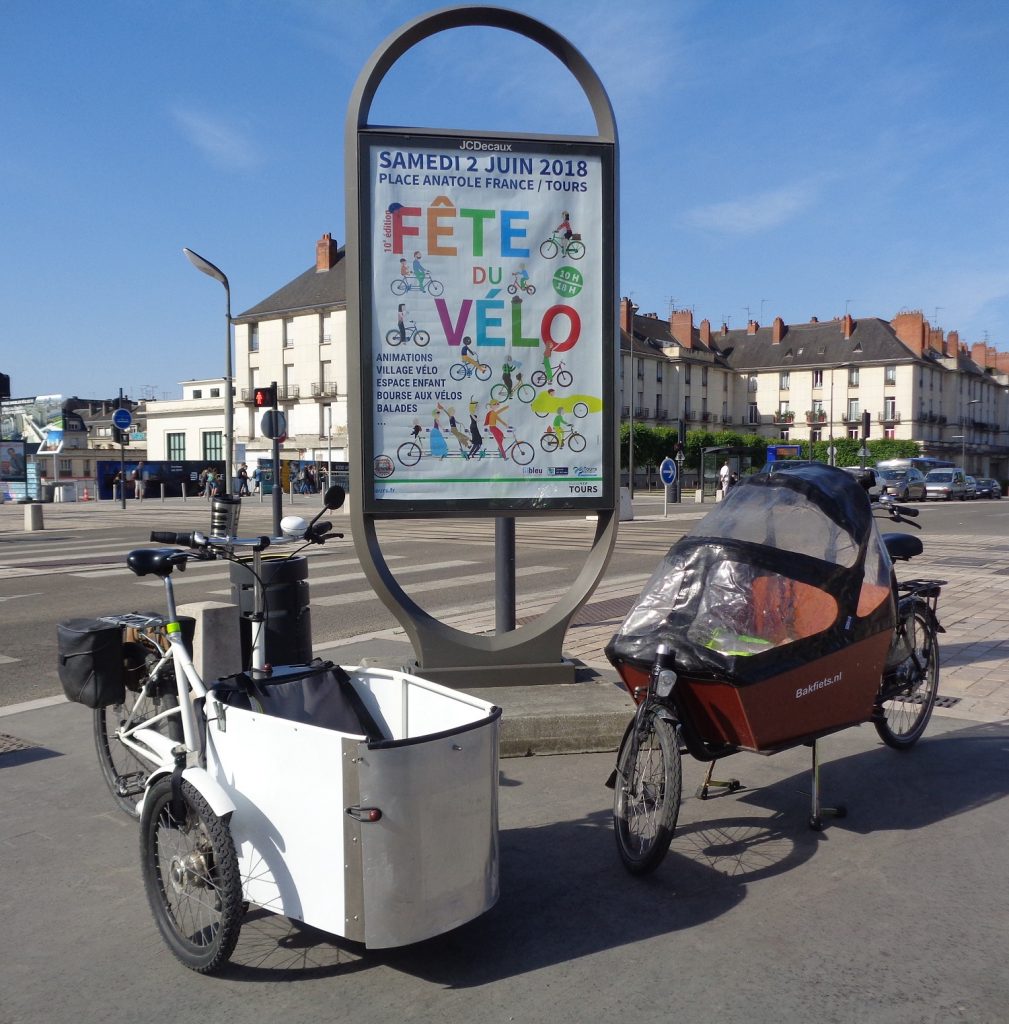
613, 713, 681, 875
140, 776, 243, 974
94, 676, 179, 819
875, 601, 939, 750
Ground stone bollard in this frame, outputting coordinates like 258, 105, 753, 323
25, 503, 44, 531
177, 600, 243, 683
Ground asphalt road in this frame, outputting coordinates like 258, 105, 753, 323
2, 492, 1007, 706
2, 702, 1007, 1024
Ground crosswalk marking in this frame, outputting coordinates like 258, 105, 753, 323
311, 564, 557, 607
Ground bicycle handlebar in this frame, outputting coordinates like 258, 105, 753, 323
150, 530, 200, 547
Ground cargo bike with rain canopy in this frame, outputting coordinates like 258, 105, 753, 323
605, 463, 944, 873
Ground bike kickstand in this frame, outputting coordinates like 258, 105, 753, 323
695, 759, 743, 800
808, 738, 847, 830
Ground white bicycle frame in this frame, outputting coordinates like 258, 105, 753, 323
109, 536, 278, 793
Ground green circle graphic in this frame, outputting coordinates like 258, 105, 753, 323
552, 265, 583, 298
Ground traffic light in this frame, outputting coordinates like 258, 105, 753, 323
677, 419, 686, 445
112, 425, 129, 445
861, 410, 871, 440
253, 384, 277, 408
0, 372, 10, 399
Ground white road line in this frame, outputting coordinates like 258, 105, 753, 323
208, 559, 476, 597
311, 564, 557, 607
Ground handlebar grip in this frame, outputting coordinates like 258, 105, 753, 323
899, 506, 920, 518
150, 530, 197, 547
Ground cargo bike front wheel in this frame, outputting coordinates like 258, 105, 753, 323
613, 712, 682, 875
140, 776, 243, 974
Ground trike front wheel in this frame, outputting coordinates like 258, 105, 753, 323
140, 776, 243, 974
874, 600, 939, 750
613, 713, 681, 875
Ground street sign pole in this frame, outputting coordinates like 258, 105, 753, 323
269, 381, 282, 536
118, 389, 126, 510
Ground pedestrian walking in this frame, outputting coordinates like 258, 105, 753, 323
237, 463, 250, 496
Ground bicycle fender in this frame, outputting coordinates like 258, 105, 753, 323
142, 765, 237, 819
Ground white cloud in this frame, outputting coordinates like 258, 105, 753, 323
684, 182, 818, 235
170, 107, 262, 170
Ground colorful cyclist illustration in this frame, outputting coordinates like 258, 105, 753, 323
540, 210, 585, 260
507, 266, 535, 295
468, 397, 484, 459
541, 410, 586, 452
438, 403, 471, 457
449, 336, 492, 381
484, 400, 510, 458
490, 354, 534, 403
390, 257, 444, 297
386, 305, 430, 347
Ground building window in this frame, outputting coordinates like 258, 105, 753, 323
210, 387, 220, 398
779, 428, 790, 441
813, 369, 823, 388
321, 313, 332, 344
780, 371, 790, 390
884, 397, 896, 420
884, 427, 895, 440
847, 398, 860, 422
167, 432, 186, 460
83, 459, 91, 475
59, 458, 73, 478
249, 324, 259, 352
283, 317, 295, 348
885, 365, 896, 385
748, 403, 759, 424
192, 389, 203, 399
702, 366, 709, 386
202, 431, 223, 461
747, 375, 758, 393
811, 428, 822, 442
848, 367, 859, 387
847, 426, 860, 440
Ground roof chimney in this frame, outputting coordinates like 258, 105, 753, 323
620, 297, 637, 334
891, 311, 927, 357
945, 329, 959, 357
316, 232, 338, 272
670, 308, 694, 349
842, 313, 854, 340
699, 318, 711, 347
747, 319, 759, 335
810, 316, 818, 323
772, 316, 785, 344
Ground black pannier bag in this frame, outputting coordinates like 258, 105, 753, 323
57, 618, 126, 708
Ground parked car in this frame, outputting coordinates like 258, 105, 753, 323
964, 475, 979, 499
875, 466, 927, 501
924, 468, 968, 501
975, 477, 1002, 499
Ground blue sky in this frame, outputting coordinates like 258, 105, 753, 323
5, 0, 1009, 401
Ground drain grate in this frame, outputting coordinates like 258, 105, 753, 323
905, 694, 960, 708
0, 733, 40, 756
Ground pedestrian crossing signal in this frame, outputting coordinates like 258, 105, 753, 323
253, 384, 277, 408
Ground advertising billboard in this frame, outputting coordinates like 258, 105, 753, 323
0, 440, 27, 482
358, 131, 614, 514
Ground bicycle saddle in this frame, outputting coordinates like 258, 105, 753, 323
881, 532, 923, 561
126, 547, 189, 578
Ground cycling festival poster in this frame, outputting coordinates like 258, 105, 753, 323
364, 133, 612, 509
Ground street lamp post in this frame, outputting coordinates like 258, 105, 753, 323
183, 247, 234, 496
960, 398, 981, 471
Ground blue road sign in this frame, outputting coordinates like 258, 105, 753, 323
112, 408, 132, 430
659, 457, 677, 486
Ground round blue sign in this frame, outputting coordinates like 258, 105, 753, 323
112, 408, 132, 430
659, 457, 677, 485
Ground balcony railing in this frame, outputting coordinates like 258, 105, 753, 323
240, 385, 300, 404
634, 406, 649, 419
877, 410, 901, 424
655, 408, 668, 421
773, 411, 795, 424
312, 382, 341, 400
805, 410, 827, 424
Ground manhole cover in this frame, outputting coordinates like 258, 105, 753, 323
0, 733, 39, 756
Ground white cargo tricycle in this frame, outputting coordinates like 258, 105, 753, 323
57, 487, 501, 973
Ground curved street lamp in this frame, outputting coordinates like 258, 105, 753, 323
183, 247, 234, 495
